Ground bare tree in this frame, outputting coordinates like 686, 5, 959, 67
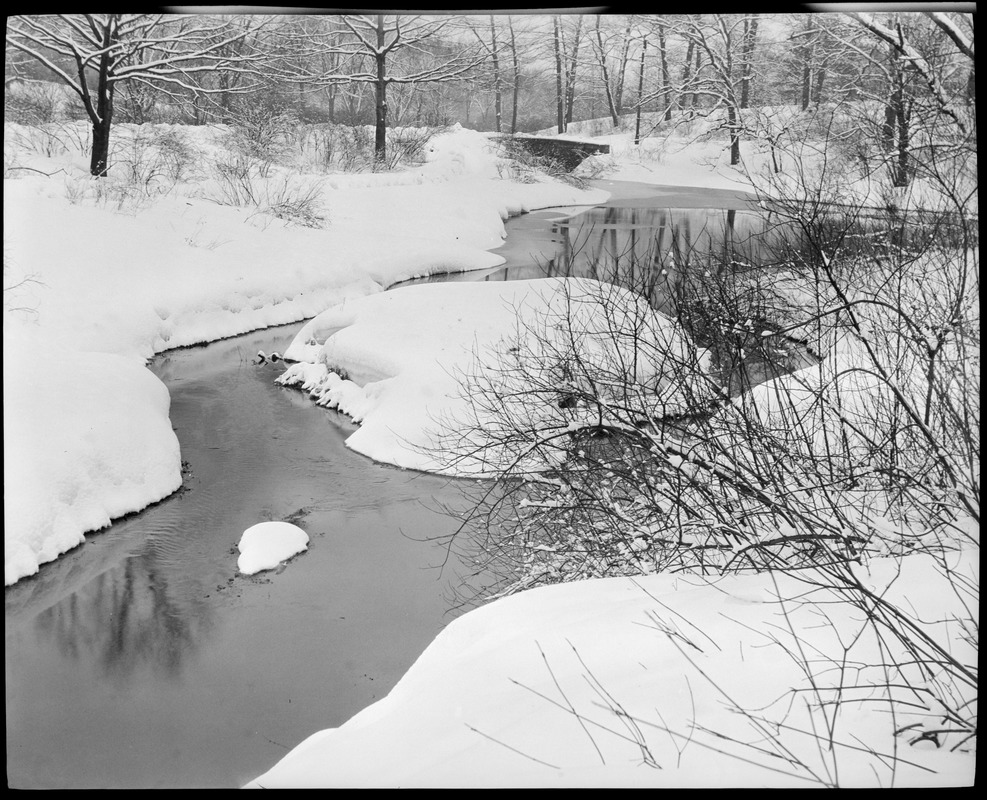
563, 16, 584, 128
593, 16, 620, 128
806, 10, 978, 189
464, 15, 505, 132
345, 15, 481, 164
547, 14, 586, 132
675, 15, 750, 165
591, 15, 636, 129
6, 14, 268, 176
739, 14, 759, 109
848, 10, 972, 136
279, 14, 481, 165
634, 36, 648, 144
506, 16, 522, 133
552, 16, 566, 133
488, 16, 504, 133
656, 19, 672, 122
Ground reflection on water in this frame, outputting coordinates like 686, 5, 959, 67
31, 550, 213, 684
541, 204, 795, 314
404, 190, 798, 320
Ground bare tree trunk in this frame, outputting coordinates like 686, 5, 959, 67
680, 37, 695, 114
801, 16, 815, 111
91, 116, 112, 177
553, 16, 566, 133
812, 65, 826, 105
508, 16, 520, 133
728, 103, 740, 165
595, 17, 620, 128
882, 42, 897, 152
690, 50, 702, 112
892, 45, 910, 188
374, 14, 388, 166
634, 38, 647, 144
895, 93, 910, 187
613, 17, 633, 116
564, 16, 583, 127
322, 47, 339, 123
90, 21, 116, 176
489, 16, 502, 133
721, 17, 741, 166
658, 21, 672, 121
740, 14, 758, 109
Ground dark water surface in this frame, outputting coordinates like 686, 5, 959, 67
5, 180, 766, 788
403, 181, 791, 317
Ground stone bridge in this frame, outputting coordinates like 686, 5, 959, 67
497, 134, 610, 172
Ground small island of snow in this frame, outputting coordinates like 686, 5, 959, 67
237, 521, 310, 575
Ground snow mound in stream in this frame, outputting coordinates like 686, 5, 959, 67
237, 521, 310, 575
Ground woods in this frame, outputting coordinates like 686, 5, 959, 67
7, 12, 975, 186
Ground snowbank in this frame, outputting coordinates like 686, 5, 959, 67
245, 549, 976, 788
276, 277, 696, 474
3, 349, 181, 585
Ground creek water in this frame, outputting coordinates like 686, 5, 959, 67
5, 327, 485, 789
403, 181, 793, 315
5, 180, 770, 789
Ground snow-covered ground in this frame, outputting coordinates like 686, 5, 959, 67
4, 113, 976, 787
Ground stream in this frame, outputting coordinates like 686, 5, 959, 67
5, 180, 772, 788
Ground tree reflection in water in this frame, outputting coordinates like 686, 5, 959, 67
31, 540, 215, 684
543, 204, 796, 312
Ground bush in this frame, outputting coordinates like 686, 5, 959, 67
438, 172, 977, 599
222, 98, 298, 168
4, 81, 68, 124
250, 176, 328, 229
293, 123, 444, 174
206, 157, 328, 229
434, 123, 978, 764
209, 153, 264, 206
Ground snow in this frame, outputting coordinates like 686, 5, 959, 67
246, 549, 977, 788
276, 277, 696, 474
4, 111, 976, 788
3, 348, 181, 586
3, 122, 607, 584
236, 521, 309, 575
